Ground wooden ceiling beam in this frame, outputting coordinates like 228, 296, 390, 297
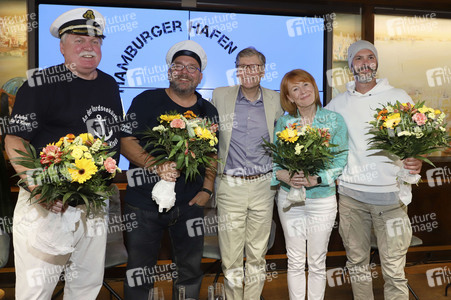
361, 4, 375, 43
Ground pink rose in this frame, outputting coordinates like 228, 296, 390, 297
104, 157, 117, 173
412, 113, 427, 126
170, 119, 186, 129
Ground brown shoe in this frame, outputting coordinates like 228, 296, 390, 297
0, 289, 5, 299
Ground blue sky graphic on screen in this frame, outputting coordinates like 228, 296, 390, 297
38, 4, 325, 170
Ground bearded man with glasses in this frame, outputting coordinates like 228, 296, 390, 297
121, 40, 219, 300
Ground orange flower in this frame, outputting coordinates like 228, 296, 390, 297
65, 134, 75, 142
377, 109, 388, 120
56, 133, 75, 146
184, 110, 197, 119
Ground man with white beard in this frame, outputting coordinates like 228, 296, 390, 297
5, 8, 123, 299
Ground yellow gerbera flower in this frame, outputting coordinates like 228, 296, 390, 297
160, 114, 182, 123
383, 113, 401, 129
68, 158, 98, 184
278, 128, 299, 143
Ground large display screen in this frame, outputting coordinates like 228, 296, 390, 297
37, 4, 326, 169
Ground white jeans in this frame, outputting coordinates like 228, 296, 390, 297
277, 189, 337, 300
13, 188, 107, 300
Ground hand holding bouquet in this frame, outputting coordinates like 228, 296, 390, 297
264, 123, 337, 204
367, 101, 450, 204
12, 133, 120, 255
14, 133, 120, 212
143, 110, 219, 212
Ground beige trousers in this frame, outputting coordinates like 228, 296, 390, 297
338, 194, 412, 300
216, 175, 275, 300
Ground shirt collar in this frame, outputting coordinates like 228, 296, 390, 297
237, 86, 263, 103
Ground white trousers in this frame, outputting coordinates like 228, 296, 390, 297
277, 189, 337, 300
13, 188, 107, 300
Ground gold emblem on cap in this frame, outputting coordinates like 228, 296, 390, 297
83, 10, 95, 20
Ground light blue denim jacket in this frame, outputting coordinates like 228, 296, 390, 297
270, 107, 348, 199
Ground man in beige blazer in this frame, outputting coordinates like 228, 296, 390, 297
211, 47, 284, 300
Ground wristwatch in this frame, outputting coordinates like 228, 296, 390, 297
316, 176, 322, 184
201, 187, 213, 197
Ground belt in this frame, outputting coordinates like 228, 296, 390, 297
224, 171, 272, 180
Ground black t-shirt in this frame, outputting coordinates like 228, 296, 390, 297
8, 64, 123, 161
123, 88, 219, 211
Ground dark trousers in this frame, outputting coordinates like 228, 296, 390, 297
123, 203, 205, 300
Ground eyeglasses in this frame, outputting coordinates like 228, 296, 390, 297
170, 63, 200, 73
237, 64, 263, 72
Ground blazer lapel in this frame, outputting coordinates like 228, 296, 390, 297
219, 86, 240, 174
262, 88, 277, 142
224, 86, 239, 125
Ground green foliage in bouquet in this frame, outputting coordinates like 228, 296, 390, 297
143, 110, 219, 181
263, 123, 340, 179
12, 133, 120, 213
367, 101, 450, 166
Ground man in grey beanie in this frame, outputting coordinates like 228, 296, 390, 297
326, 40, 423, 300
346, 40, 379, 84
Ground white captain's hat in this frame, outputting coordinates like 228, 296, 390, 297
50, 8, 106, 39
166, 40, 207, 72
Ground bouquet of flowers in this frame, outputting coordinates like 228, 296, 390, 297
14, 133, 120, 212
143, 110, 219, 212
12, 133, 120, 255
263, 123, 337, 204
367, 101, 450, 204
